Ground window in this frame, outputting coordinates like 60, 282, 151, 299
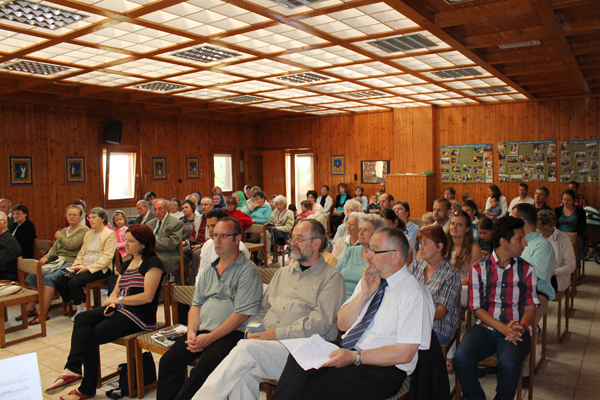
102, 147, 138, 206
214, 153, 233, 191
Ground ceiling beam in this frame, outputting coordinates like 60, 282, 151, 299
525, 81, 579, 93
571, 40, 600, 56
562, 17, 600, 37
584, 70, 600, 80
528, 0, 590, 93
516, 73, 574, 85
579, 57, 600, 69
550, 0, 600, 10
504, 62, 568, 76
464, 26, 548, 49
434, 0, 533, 28
486, 47, 560, 64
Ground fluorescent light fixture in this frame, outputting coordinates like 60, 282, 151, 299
0, 0, 86, 30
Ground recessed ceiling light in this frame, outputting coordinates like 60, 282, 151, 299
498, 41, 541, 49
2, 60, 69, 75
268, 0, 329, 9
0, 0, 86, 30
284, 106, 324, 112
172, 46, 241, 63
277, 72, 331, 85
433, 68, 483, 79
223, 95, 267, 103
369, 34, 438, 53
471, 87, 510, 94
134, 82, 187, 92
344, 90, 388, 98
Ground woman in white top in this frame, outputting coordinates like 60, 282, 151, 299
484, 184, 508, 217
331, 212, 360, 261
538, 210, 576, 292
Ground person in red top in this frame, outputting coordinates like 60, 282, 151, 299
453, 216, 539, 400
225, 197, 253, 230
568, 181, 588, 208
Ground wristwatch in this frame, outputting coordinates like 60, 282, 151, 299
353, 351, 362, 366
118, 295, 124, 304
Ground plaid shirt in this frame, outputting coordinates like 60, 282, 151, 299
468, 252, 539, 331
575, 194, 588, 208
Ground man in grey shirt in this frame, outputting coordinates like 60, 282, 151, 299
156, 217, 263, 400
192, 219, 347, 400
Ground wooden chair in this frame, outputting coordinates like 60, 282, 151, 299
34, 239, 54, 260
0, 258, 47, 348
553, 286, 570, 343
244, 224, 268, 264
134, 284, 195, 398
410, 218, 424, 228
258, 267, 279, 285
564, 232, 578, 310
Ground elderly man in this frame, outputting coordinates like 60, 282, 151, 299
146, 198, 184, 283
444, 186, 456, 200
0, 211, 21, 281
534, 186, 553, 212
133, 200, 155, 225
192, 219, 346, 400
0, 199, 14, 231
432, 198, 451, 232
454, 217, 539, 400
157, 217, 263, 400
183, 197, 214, 284
508, 183, 535, 213
270, 227, 434, 400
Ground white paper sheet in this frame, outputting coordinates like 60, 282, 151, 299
279, 334, 339, 371
0, 352, 43, 399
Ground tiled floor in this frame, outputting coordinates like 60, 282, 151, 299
2, 260, 599, 400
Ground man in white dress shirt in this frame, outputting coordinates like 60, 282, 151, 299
508, 183, 535, 213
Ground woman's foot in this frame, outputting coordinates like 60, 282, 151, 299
30, 313, 49, 325
71, 306, 85, 322
15, 308, 37, 321
446, 358, 454, 372
45, 372, 82, 394
60, 389, 94, 400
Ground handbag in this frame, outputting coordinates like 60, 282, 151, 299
41, 256, 66, 276
0, 281, 23, 297
106, 351, 156, 399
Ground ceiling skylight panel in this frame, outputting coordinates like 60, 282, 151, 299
158, 45, 252, 66
364, 96, 411, 104
308, 109, 348, 115
409, 94, 436, 101
483, 78, 506, 86
294, 95, 342, 104
86, 0, 143, 13
279, 53, 332, 68
326, 101, 365, 108
307, 82, 368, 93
175, 88, 236, 99
251, 100, 298, 108
28, 43, 127, 66
392, 57, 430, 71
324, 66, 369, 79
266, 25, 329, 45
262, 88, 315, 99
355, 31, 447, 58
167, 70, 245, 86
219, 60, 300, 77
429, 100, 451, 105
414, 54, 454, 69
64, 70, 144, 86
420, 84, 445, 92
283, 106, 325, 112
130, 81, 194, 93
345, 106, 386, 112
0, 30, 47, 52
218, 80, 284, 93
387, 86, 418, 95
444, 81, 471, 90
107, 59, 193, 77
403, 85, 433, 93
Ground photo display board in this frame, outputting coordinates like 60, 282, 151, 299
497, 140, 556, 182
560, 140, 599, 183
441, 143, 494, 184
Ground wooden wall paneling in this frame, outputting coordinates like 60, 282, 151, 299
260, 149, 286, 197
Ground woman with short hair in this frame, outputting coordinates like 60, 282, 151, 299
331, 183, 350, 231
484, 184, 508, 217
263, 195, 295, 265
538, 210, 576, 292
225, 197, 253, 230
10, 204, 37, 259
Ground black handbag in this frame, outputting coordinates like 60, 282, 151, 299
106, 351, 156, 399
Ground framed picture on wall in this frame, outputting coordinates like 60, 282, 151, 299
152, 157, 167, 180
66, 157, 85, 183
331, 155, 345, 175
9, 156, 33, 185
187, 157, 199, 179
361, 160, 389, 184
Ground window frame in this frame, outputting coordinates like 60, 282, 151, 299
211, 148, 237, 194
101, 144, 140, 209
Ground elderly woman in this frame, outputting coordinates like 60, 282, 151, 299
46, 224, 165, 400
22, 205, 89, 325
336, 214, 386, 300
225, 197, 253, 229
332, 199, 363, 242
242, 190, 272, 224
213, 193, 226, 210
538, 210, 576, 292
232, 191, 247, 210
484, 184, 508, 217
55, 207, 117, 321
180, 199, 203, 267
10, 204, 37, 259
331, 183, 350, 231
409, 224, 461, 344
262, 195, 295, 265
393, 201, 419, 246
555, 189, 587, 271
331, 212, 360, 262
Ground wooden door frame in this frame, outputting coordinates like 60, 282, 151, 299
210, 147, 237, 195
286, 148, 318, 204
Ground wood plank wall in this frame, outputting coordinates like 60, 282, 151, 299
0, 102, 258, 240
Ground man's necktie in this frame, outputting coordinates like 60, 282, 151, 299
340, 278, 388, 350
154, 220, 162, 235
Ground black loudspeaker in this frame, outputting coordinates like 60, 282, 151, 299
105, 120, 123, 144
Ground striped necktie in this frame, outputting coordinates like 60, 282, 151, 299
340, 278, 388, 350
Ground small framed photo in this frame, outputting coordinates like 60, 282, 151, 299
66, 157, 85, 183
331, 155, 345, 175
152, 157, 167, 180
361, 160, 389, 184
187, 157, 199, 179
9, 156, 33, 185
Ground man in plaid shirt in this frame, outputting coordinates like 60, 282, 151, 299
454, 216, 540, 400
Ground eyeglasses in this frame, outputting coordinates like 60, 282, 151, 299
87, 215, 99, 220
13, 211, 24, 216
214, 233, 237, 240
366, 247, 397, 255
289, 236, 317, 244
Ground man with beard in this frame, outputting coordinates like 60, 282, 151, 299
192, 219, 346, 400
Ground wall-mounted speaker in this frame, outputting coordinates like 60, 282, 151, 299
105, 120, 123, 144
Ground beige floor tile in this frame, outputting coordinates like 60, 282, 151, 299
530, 382, 576, 399
37, 330, 72, 346
580, 360, 600, 377
8, 339, 51, 354
36, 346, 69, 368
0, 348, 16, 359
573, 388, 600, 399
576, 374, 600, 392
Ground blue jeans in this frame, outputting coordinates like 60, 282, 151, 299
435, 331, 451, 344
454, 323, 531, 400
25, 264, 71, 289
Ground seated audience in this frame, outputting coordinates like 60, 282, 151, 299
461, 199, 479, 239
433, 198, 451, 231
192, 191, 202, 205
9, 204, 37, 259
477, 217, 494, 256
55, 208, 117, 321
111, 210, 128, 260
225, 197, 253, 230
354, 185, 368, 210
192, 219, 346, 400
212, 186, 222, 194
485, 184, 508, 217
422, 212, 435, 227
242, 190, 272, 225
157, 217, 262, 400
332, 199, 363, 242
555, 189, 586, 271
195, 211, 251, 283
449, 200, 462, 216
232, 191, 247, 210
268, 195, 277, 211
508, 183, 535, 213
0, 198, 14, 231
145, 191, 156, 210
454, 217, 539, 400
409, 224, 461, 344
180, 199, 206, 283
378, 193, 394, 212
45, 224, 165, 400
270, 227, 434, 400
336, 214, 386, 300
316, 185, 333, 214
484, 196, 502, 219
393, 201, 419, 246
365, 193, 381, 214
288, 203, 297, 215
243, 185, 252, 200
377, 180, 386, 199
462, 193, 473, 202
331, 183, 350, 230
24, 205, 89, 325
447, 211, 482, 294
332, 212, 360, 262
381, 209, 414, 266
63, 199, 91, 228
133, 200, 155, 225
296, 200, 314, 219
534, 186, 553, 212
568, 181, 588, 208
146, 199, 184, 284
302, 190, 328, 230
0, 211, 21, 281
444, 186, 456, 200
170, 198, 184, 219
213, 193, 226, 210
263, 195, 295, 265
537, 210, 576, 293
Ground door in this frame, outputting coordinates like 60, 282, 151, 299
286, 149, 317, 207
244, 151, 264, 189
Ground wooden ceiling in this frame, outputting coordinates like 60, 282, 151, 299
0, 0, 597, 121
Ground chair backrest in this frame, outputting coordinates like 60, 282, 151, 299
18, 257, 39, 275
170, 285, 196, 324
34, 239, 54, 260
563, 231, 577, 254
246, 224, 266, 234
410, 218, 424, 228
258, 268, 279, 284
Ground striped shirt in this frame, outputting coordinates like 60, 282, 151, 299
468, 252, 539, 332
409, 258, 461, 338
117, 268, 155, 331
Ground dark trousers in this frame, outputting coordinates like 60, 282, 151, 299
331, 214, 345, 231
157, 329, 245, 400
271, 353, 406, 400
453, 324, 531, 400
55, 269, 110, 305
65, 308, 140, 396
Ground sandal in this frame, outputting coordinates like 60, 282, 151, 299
45, 374, 82, 395
15, 309, 37, 321
60, 389, 94, 400
446, 359, 454, 373
30, 313, 49, 325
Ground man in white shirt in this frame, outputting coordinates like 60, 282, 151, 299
508, 183, 535, 213
316, 185, 333, 214
270, 227, 434, 400
433, 198, 451, 232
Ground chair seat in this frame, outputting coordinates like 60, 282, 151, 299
384, 376, 411, 400
118, 322, 167, 341
554, 290, 565, 299
137, 324, 183, 350
0, 288, 38, 302
245, 243, 263, 252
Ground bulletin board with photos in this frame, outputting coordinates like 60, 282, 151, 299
440, 143, 494, 184
559, 140, 599, 183
497, 140, 557, 183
